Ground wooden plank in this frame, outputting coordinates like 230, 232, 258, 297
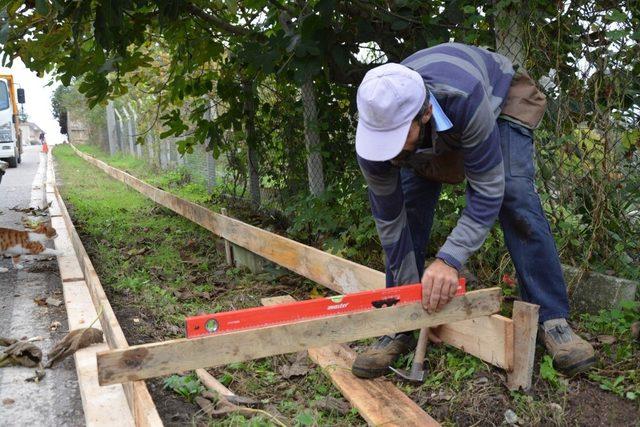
63, 280, 102, 330
69, 146, 517, 371
50, 154, 162, 427
97, 288, 501, 385
262, 295, 439, 427
437, 315, 514, 370
195, 369, 235, 397
49, 196, 62, 217
507, 301, 539, 391
58, 259, 133, 425
57, 255, 85, 282
63, 279, 135, 427
75, 345, 136, 427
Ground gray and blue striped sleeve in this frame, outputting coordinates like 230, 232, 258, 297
357, 156, 420, 286
436, 82, 505, 269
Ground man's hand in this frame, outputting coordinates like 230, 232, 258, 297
422, 259, 459, 313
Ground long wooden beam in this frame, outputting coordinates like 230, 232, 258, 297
262, 296, 440, 426
70, 145, 380, 293
51, 152, 162, 426
70, 146, 534, 388
97, 288, 501, 385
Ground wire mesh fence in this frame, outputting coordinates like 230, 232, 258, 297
512, 3, 638, 282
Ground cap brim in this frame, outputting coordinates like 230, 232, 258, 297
355, 119, 412, 162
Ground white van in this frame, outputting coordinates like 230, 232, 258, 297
0, 75, 24, 168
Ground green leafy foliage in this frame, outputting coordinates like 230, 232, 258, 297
540, 355, 567, 392
163, 374, 205, 402
284, 175, 380, 266
577, 302, 639, 401
580, 300, 640, 338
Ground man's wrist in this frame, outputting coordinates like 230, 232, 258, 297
436, 256, 459, 271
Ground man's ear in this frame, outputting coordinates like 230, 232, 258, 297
421, 103, 433, 124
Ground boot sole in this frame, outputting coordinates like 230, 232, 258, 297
351, 365, 389, 379
562, 355, 597, 376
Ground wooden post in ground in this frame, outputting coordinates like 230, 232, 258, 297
507, 301, 539, 391
220, 208, 234, 266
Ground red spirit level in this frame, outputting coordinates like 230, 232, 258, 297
185, 278, 466, 338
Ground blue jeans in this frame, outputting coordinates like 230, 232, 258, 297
395, 119, 569, 323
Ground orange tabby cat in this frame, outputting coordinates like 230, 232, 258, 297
0, 223, 60, 272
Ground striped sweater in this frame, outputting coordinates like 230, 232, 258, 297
358, 43, 514, 285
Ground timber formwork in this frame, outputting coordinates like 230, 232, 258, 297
47, 152, 162, 427
61, 145, 540, 425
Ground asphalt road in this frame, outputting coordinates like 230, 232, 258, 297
0, 146, 83, 426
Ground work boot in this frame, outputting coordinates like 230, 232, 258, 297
539, 318, 596, 376
352, 333, 416, 379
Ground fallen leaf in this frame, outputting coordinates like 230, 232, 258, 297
0, 337, 17, 347
279, 351, 310, 379
45, 297, 63, 307
309, 286, 325, 299
312, 396, 350, 415
46, 328, 103, 368
0, 341, 43, 368
597, 335, 616, 345
194, 291, 213, 300
25, 367, 46, 383
474, 376, 490, 385
173, 288, 194, 301
2, 398, 15, 405
34, 296, 48, 306
504, 409, 519, 425
127, 247, 149, 257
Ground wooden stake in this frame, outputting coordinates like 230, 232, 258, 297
220, 208, 234, 266
507, 301, 539, 391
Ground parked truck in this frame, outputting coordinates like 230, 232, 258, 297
0, 74, 25, 168
0, 160, 7, 183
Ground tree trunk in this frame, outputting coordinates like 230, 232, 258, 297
494, 1, 525, 65
243, 81, 261, 207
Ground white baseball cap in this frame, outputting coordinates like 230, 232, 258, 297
356, 63, 452, 162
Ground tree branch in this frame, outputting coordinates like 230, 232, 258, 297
185, 3, 255, 37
